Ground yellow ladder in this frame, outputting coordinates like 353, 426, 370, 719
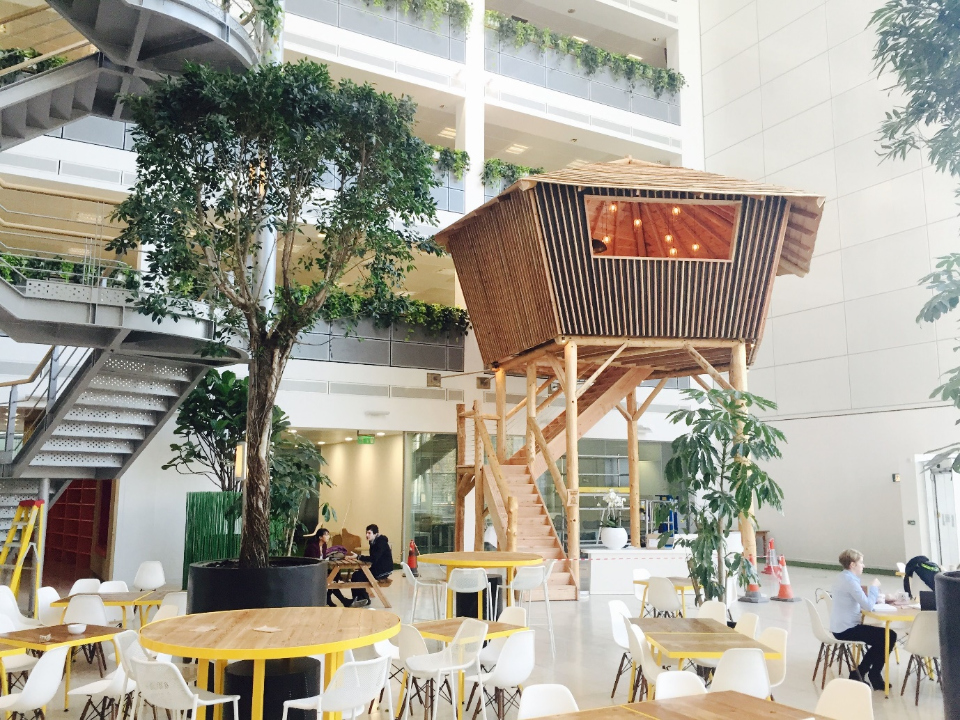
0, 500, 44, 612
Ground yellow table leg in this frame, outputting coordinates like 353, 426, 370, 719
884, 622, 891, 698
213, 660, 228, 720
641, 585, 648, 617
324, 651, 344, 720
505, 567, 515, 608
397, 669, 408, 708
629, 662, 636, 701
196, 659, 209, 720
0, 659, 7, 695
446, 567, 454, 618
678, 589, 686, 617
477, 591, 483, 619
121, 606, 127, 629
64, 647, 72, 711
458, 670, 465, 720
251, 659, 266, 720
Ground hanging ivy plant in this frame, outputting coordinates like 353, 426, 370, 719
320, 288, 471, 337
484, 11, 685, 97
366, 0, 473, 32
430, 145, 470, 180
482, 158, 544, 188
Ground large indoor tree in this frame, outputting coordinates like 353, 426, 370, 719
872, 1, 960, 468
109, 61, 439, 567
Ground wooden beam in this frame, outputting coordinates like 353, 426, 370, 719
565, 341, 580, 585
683, 343, 734, 391
559, 336, 740, 349
528, 416, 568, 506
473, 401, 484, 551
506, 376, 552, 420
536, 385, 564, 415
545, 353, 567, 395
497, 344, 557, 373
627, 389, 640, 548
495, 369, 507, 463
576, 343, 628, 400
615, 402, 631, 422
525, 365, 537, 468
692, 374, 711, 391
633, 378, 668, 422
456, 403, 466, 552
507, 497, 519, 552
729, 341, 757, 566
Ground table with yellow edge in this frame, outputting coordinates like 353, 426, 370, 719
139, 607, 399, 720
417, 552, 544, 617
52, 591, 151, 628
862, 605, 920, 698
0, 624, 122, 710
632, 577, 695, 618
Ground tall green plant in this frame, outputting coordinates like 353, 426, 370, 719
109, 61, 438, 567
657, 389, 785, 602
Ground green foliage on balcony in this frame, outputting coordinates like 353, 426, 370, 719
430, 145, 470, 180
485, 11, 685, 97
365, 0, 473, 32
320, 287, 470, 337
482, 158, 544, 188
0, 48, 67, 86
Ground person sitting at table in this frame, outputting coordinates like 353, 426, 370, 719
830, 548, 895, 690
903, 555, 940, 595
328, 524, 393, 608
304, 526, 330, 559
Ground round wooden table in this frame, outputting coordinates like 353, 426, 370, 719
139, 607, 400, 720
417, 551, 543, 617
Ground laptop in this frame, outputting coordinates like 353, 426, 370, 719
920, 590, 937, 611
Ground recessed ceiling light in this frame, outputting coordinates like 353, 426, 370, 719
628, 54, 643, 61
505, 144, 528, 154
376, 432, 386, 437
571, 36, 588, 43
345, 436, 354, 441
438, 127, 457, 139
317, 441, 326, 446
692, 243, 700, 251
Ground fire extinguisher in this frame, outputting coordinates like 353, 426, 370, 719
407, 540, 419, 576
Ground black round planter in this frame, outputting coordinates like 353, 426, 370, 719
187, 557, 327, 614
938, 571, 960, 717
224, 658, 322, 720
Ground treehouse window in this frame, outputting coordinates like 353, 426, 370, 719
584, 196, 739, 261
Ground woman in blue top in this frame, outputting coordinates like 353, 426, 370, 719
830, 548, 895, 690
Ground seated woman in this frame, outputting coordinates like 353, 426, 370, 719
830, 548, 895, 690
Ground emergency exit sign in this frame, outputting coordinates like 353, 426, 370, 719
357, 434, 375, 444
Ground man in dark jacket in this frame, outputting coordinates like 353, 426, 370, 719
328, 524, 393, 607
904, 555, 940, 595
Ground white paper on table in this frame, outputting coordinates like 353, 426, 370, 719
870, 604, 897, 612
253, 626, 281, 633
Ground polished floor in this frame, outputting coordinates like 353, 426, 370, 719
45, 564, 943, 719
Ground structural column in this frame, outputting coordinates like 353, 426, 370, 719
626, 389, 640, 547
525, 364, 536, 465
564, 342, 580, 585
456, 0, 485, 213
728, 342, 756, 563
473, 400, 484, 550
495, 368, 506, 463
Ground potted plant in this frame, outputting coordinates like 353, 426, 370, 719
656, 389, 785, 602
108, 59, 437, 608
599, 489, 628, 549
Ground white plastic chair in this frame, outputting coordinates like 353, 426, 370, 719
734, 612, 759, 639
608, 600, 633, 699
397, 625, 430, 720
710, 648, 770, 699
99, 580, 129, 626
625, 619, 662, 701
496, 561, 556, 657
647, 577, 682, 618
696, 600, 727, 623
632, 568, 651, 617
134, 658, 238, 720
446, 568, 492, 620
465, 629, 535, 720
516, 684, 577, 720
404, 617, 488, 720
64, 594, 110, 674
805, 598, 860, 688
133, 562, 165, 591
68, 629, 138, 719
372, 639, 401, 710
400, 564, 444, 623
0, 586, 40, 629
70, 578, 101, 595
160, 592, 187, 615
900, 610, 940, 705
757, 626, 787, 698
0, 615, 37, 686
0, 646, 68, 717
652, 670, 706, 700
815, 678, 875, 720
479, 607, 526, 668
283, 656, 391, 720
149, 606, 179, 624
37, 586, 61, 626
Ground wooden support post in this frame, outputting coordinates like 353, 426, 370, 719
456, 403, 466, 552
564, 341, 580, 585
729, 342, 757, 564
495, 368, 507, 463
507, 497, 518, 552
626, 389, 640, 548
473, 400, 485, 551
526, 364, 536, 467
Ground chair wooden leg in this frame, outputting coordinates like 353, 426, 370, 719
611, 652, 628, 698
900, 655, 913, 697
812, 643, 825, 683
916, 655, 924, 706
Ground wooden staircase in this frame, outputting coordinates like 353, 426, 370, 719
483, 365, 652, 601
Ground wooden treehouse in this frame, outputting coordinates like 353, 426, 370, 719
436, 158, 825, 600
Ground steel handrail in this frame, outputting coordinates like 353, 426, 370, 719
0, 348, 53, 389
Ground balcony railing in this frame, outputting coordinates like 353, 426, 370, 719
484, 30, 680, 125
294, 319, 465, 372
286, 0, 466, 62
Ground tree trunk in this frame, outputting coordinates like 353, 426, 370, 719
716, 527, 726, 604
239, 336, 288, 568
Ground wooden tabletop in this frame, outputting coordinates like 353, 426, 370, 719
413, 619, 527, 642
417, 551, 543, 568
0, 624, 122, 650
645, 632, 780, 660
134, 588, 184, 606
52, 591, 150, 607
627, 691, 828, 719
139, 607, 400, 660
863, 606, 921, 623
517, 707, 643, 720
631, 618, 734, 634
634, 577, 694, 588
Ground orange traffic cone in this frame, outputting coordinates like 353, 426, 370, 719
739, 553, 769, 604
762, 537, 778, 575
772, 556, 800, 602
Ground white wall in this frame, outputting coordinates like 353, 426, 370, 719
701, 0, 959, 568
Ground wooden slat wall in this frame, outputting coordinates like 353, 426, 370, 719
447, 192, 560, 366
535, 184, 788, 342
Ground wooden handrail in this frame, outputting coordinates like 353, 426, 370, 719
505, 376, 552, 420
0, 41, 92, 81
0, 347, 53, 388
474, 417, 511, 504
528, 416, 567, 505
